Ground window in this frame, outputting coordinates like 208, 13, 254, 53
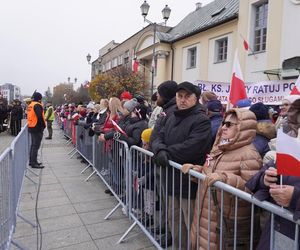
112, 57, 118, 68
118, 55, 123, 65
124, 50, 129, 65
215, 37, 228, 62
187, 47, 197, 68
254, 2, 268, 52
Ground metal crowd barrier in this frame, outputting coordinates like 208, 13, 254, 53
117, 146, 300, 250
0, 125, 32, 250
63, 124, 299, 250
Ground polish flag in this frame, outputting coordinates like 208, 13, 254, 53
290, 74, 300, 95
229, 50, 248, 106
72, 113, 80, 121
243, 39, 249, 51
132, 58, 139, 73
276, 129, 300, 177
111, 119, 127, 137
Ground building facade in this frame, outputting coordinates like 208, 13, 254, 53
0, 83, 21, 103
91, 0, 300, 94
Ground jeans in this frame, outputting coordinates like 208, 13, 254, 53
29, 131, 43, 165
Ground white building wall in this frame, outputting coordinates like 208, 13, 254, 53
181, 43, 201, 82
280, 0, 300, 62
208, 33, 234, 82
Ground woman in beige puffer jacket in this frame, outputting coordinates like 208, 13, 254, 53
183, 108, 262, 250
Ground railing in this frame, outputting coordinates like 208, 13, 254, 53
0, 125, 31, 250
59, 119, 300, 249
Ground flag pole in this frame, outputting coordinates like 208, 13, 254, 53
239, 33, 257, 59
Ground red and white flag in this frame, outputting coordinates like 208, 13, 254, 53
290, 74, 300, 95
132, 58, 139, 73
111, 119, 127, 137
229, 50, 248, 106
276, 129, 300, 177
243, 39, 249, 51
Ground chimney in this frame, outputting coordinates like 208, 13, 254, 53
196, 2, 202, 10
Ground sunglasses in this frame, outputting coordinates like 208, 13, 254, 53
222, 121, 237, 128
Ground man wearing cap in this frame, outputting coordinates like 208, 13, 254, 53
152, 81, 212, 249
27, 92, 46, 168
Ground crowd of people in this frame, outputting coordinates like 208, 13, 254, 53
0, 96, 24, 136
54, 81, 300, 249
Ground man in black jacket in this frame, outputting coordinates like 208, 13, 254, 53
152, 81, 212, 249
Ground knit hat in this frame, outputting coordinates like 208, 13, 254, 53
177, 81, 201, 99
133, 104, 148, 120
123, 98, 139, 112
141, 128, 153, 143
120, 91, 132, 101
207, 100, 222, 112
87, 102, 95, 109
249, 102, 269, 120
31, 92, 42, 101
236, 98, 252, 108
200, 91, 217, 105
158, 80, 177, 102
283, 95, 300, 104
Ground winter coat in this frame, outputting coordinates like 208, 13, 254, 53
152, 103, 212, 199
246, 161, 300, 249
118, 117, 148, 147
190, 108, 262, 250
149, 97, 177, 149
252, 120, 276, 158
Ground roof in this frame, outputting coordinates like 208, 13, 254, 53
158, 0, 239, 43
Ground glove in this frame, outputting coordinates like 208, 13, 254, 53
204, 172, 226, 187
181, 164, 203, 174
155, 150, 169, 167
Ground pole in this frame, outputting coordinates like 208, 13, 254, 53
151, 23, 157, 98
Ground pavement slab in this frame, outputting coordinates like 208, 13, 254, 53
10, 123, 155, 250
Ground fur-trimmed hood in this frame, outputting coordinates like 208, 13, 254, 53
256, 120, 276, 140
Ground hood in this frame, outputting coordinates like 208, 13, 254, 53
256, 120, 276, 140
211, 108, 257, 155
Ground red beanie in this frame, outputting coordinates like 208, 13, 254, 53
120, 91, 132, 101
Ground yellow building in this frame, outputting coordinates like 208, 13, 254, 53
95, 0, 300, 96
135, 0, 300, 91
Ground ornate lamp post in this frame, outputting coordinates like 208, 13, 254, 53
140, 1, 171, 97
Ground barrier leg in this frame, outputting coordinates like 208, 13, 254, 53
85, 170, 96, 182
68, 147, 76, 155
80, 163, 91, 174
65, 138, 71, 145
104, 203, 121, 220
11, 240, 30, 250
18, 214, 37, 228
117, 221, 137, 244
25, 174, 38, 185
70, 150, 78, 159
26, 167, 39, 177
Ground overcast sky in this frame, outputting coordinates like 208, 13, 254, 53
0, 0, 213, 96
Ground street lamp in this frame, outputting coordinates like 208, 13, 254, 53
140, 1, 171, 97
86, 53, 92, 64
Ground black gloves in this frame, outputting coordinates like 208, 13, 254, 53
155, 150, 170, 167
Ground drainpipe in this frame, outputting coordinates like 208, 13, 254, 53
171, 43, 174, 81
